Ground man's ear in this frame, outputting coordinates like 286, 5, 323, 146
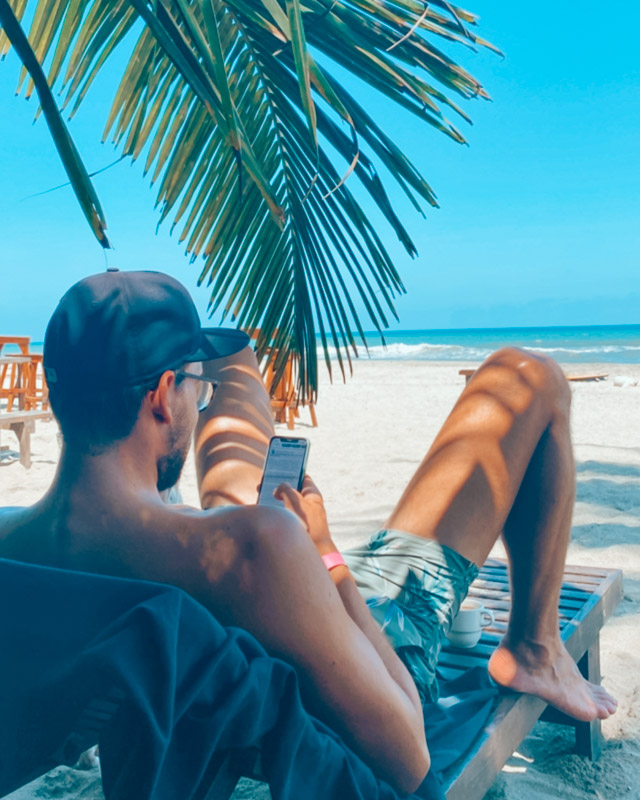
147, 370, 177, 425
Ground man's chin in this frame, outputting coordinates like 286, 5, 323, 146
156, 453, 186, 493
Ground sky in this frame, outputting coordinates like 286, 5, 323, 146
0, 0, 639, 339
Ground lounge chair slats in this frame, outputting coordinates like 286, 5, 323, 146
441, 560, 622, 800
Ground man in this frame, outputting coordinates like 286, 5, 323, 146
0, 270, 616, 795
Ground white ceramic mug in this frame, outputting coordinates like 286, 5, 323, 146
447, 599, 494, 649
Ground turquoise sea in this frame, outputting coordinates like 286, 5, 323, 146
9, 325, 640, 365
328, 325, 640, 364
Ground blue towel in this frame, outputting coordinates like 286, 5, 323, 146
0, 558, 435, 800
427, 666, 498, 777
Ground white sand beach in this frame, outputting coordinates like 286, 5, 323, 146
2, 359, 639, 799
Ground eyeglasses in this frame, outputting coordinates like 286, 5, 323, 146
176, 370, 219, 412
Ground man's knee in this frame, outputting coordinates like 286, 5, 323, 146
484, 347, 571, 414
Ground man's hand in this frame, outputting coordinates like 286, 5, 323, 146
272, 477, 336, 556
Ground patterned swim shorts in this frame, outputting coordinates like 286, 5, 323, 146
343, 529, 479, 704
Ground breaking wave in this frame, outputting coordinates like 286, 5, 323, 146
318, 339, 640, 364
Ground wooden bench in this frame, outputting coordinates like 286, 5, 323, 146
459, 368, 609, 385
0, 409, 52, 468
202, 559, 622, 800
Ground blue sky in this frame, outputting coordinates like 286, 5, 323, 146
1, 0, 639, 339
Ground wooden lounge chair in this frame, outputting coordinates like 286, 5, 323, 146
204, 559, 622, 800
440, 558, 622, 798
251, 330, 318, 430
459, 368, 608, 385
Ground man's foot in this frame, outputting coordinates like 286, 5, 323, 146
488, 640, 617, 721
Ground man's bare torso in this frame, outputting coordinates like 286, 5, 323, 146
0, 498, 259, 625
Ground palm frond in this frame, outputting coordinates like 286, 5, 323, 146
1, 0, 497, 397
0, 0, 109, 247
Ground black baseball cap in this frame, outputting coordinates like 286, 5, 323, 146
44, 269, 250, 390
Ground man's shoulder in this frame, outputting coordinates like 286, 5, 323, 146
159, 500, 248, 530
170, 502, 286, 526
164, 502, 295, 544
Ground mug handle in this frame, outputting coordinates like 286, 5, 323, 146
481, 609, 494, 628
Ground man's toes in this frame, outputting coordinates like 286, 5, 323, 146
590, 683, 614, 700
592, 684, 617, 705
600, 693, 617, 712
591, 690, 616, 718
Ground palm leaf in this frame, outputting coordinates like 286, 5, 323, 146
0, 0, 109, 247
2, 0, 497, 398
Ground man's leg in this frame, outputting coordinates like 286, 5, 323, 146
195, 346, 275, 507
385, 347, 616, 721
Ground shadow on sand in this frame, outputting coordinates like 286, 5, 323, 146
575, 458, 640, 516
577, 460, 640, 479
571, 522, 640, 549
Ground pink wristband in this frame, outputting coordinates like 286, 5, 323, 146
322, 552, 346, 571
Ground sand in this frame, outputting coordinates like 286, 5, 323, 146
1, 359, 639, 799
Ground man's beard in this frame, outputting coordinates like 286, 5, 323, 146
157, 419, 191, 492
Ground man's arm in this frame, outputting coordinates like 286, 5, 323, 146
192, 348, 429, 792
163, 503, 429, 794
274, 479, 425, 734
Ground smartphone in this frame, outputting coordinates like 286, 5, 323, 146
258, 436, 310, 508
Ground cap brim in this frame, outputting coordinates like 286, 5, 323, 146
188, 328, 251, 362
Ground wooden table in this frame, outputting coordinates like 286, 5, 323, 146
0, 356, 31, 365
0, 336, 30, 355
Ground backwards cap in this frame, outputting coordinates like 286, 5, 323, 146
44, 269, 249, 390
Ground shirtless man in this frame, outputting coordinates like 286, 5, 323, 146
0, 270, 616, 795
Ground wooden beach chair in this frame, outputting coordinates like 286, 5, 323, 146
1, 353, 49, 412
251, 330, 318, 430
459, 368, 608, 385
203, 559, 622, 800
440, 558, 622, 798
0, 357, 26, 411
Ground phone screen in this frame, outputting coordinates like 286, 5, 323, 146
258, 436, 309, 508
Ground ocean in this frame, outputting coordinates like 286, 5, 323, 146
10, 325, 640, 365
323, 325, 640, 364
